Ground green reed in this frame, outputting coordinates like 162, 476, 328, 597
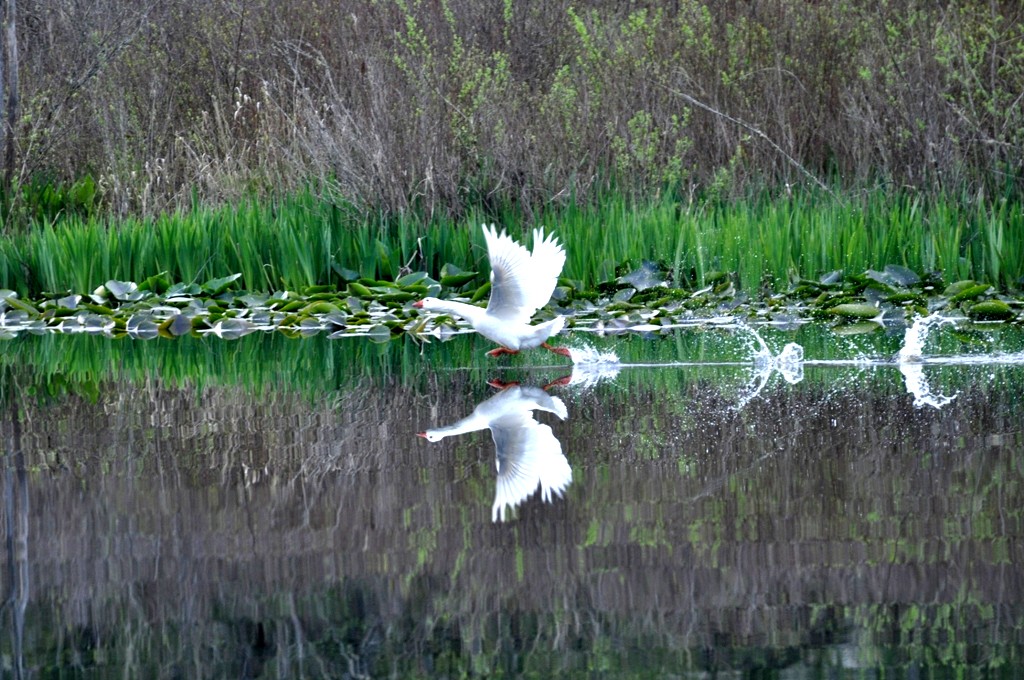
0, 186, 1019, 297
538, 187, 1021, 293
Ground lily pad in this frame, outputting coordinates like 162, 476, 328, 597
160, 313, 194, 337
828, 303, 881, 319
347, 282, 374, 298
884, 264, 920, 287
331, 263, 360, 282
301, 284, 335, 296
364, 324, 392, 343
950, 283, 991, 304
324, 312, 348, 328
299, 317, 324, 336
943, 280, 975, 296
968, 300, 1014, 321
126, 315, 160, 339
302, 301, 340, 315
818, 270, 843, 286
4, 296, 40, 315
57, 294, 82, 310
105, 279, 146, 302
202, 273, 243, 296
396, 271, 429, 287
207, 318, 251, 339
237, 293, 269, 308
619, 261, 665, 291
165, 282, 202, 297
0, 309, 28, 326
866, 265, 920, 288
440, 263, 479, 288
832, 321, 882, 336
469, 282, 491, 303
84, 314, 114, 334
139, 272, 172, 294
704, 271, 729, 285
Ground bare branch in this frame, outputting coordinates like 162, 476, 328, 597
656, 76, 837, 199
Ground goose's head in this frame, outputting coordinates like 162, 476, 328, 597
417, 430, 445, 442
413, 297, 442, 310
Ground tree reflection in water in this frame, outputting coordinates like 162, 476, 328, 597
0, 342, 1023, 676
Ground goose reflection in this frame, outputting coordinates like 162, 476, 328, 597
418, 380, 571, 521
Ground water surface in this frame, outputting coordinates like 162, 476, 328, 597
2, 324, 1023, 677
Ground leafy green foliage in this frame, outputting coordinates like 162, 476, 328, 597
1, 175, 98, 225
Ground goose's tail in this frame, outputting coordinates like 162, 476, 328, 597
527, 315, 565, 346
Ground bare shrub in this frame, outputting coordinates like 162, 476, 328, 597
10, 0, 1024, 218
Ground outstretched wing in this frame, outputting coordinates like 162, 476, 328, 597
483, 224, 566, 324
490, 413, 572, 522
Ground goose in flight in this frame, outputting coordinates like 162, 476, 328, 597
414, 224, 571, 357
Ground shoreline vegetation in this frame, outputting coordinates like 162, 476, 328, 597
0, 187, 1021, 293
0, 1, 1021, 305
0, 188, 1020, 342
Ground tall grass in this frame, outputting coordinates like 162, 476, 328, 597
0, 188, 1019, 297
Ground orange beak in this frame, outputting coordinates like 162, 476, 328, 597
412, 300, 424, 308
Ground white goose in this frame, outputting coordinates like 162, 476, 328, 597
413, 224, 570, 357
417, 383, 572, 521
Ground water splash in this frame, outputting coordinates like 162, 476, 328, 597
897, 313, 958, 408
743, 322, 774, 366
897, 312, 957, 362
774, 342, 805, 385
563, 343, 622, 390
898, 362, 957, 409
741, 323, 803, 380
735, 323, 805, 409
568, 343, 620, 366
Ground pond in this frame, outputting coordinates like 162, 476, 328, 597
1, 319, 1023, 677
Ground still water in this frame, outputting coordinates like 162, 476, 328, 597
2, 321, 1023, 677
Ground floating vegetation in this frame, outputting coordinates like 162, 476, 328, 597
0, 258, 1021, 344
0, 273, 435, 342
